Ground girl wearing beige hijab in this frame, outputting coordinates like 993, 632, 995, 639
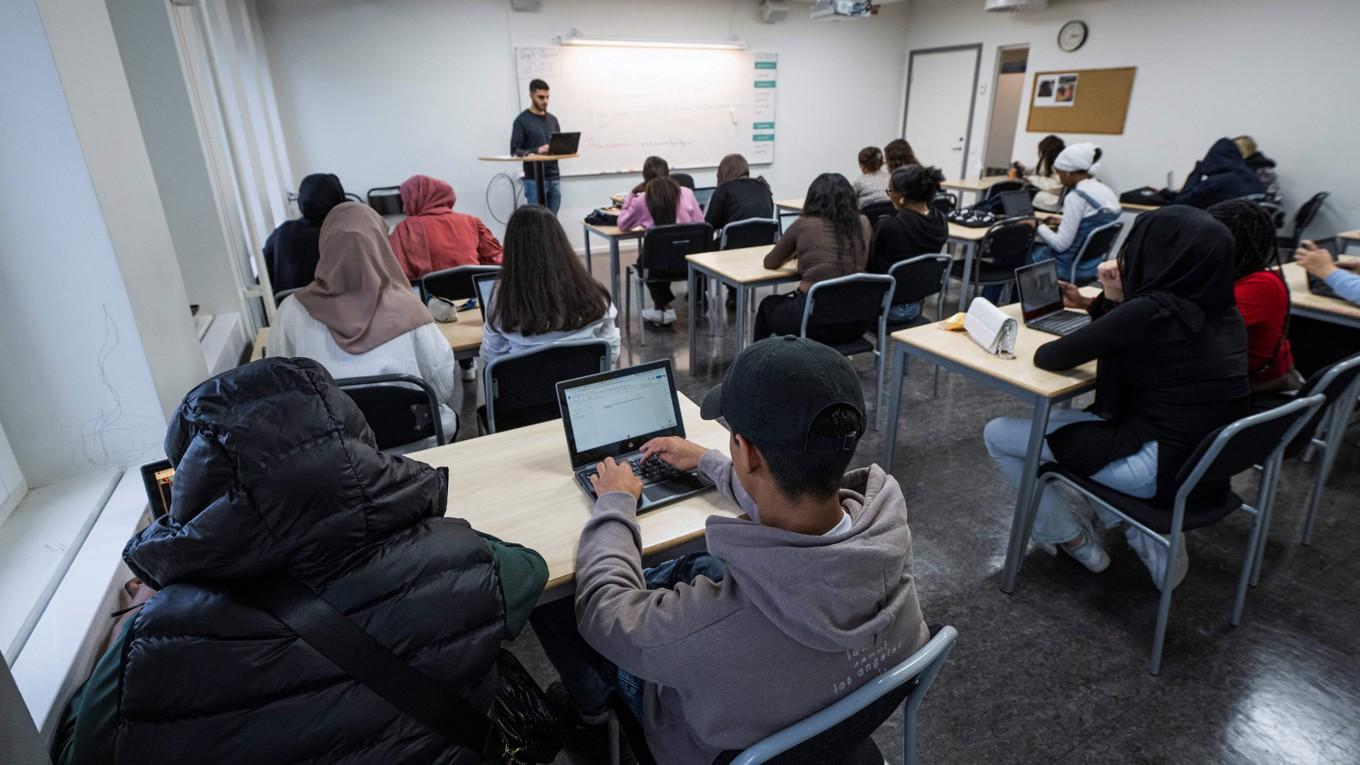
269, 202, 460, 438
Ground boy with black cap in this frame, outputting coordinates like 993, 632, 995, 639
539, 336, 929, 764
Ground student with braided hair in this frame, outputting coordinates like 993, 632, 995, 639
1207, 199, 1300, 392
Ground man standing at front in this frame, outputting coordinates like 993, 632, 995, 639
510, 78, 562, 213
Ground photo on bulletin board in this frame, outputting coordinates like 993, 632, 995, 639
1034, 73, 1078, 108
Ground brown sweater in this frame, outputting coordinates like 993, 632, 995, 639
764, 215, 872, 291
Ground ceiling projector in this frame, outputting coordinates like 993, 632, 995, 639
810, 1, 874, 21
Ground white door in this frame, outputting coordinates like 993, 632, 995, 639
904, 47, 979, 180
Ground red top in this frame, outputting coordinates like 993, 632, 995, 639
1234, 271, 1294, 383
389, 175, 502, 280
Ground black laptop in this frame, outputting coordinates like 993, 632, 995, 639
1014, 260, 1092, 336
556, 359, 713, 512
999, 189, 1035, 218
1306, 247, 1340, 298
547, 131, 581, 155
472, 273, 499, 321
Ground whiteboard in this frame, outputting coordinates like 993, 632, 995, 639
515, 46, 777, 177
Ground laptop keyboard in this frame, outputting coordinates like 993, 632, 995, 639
1032, 312, 1090, 335
584, 455, 682, 486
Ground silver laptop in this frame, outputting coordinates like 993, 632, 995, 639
472, 272, 499, 321
556, 359, 713, 512
1000, 189, 1035, 218
1014, 259, 1091, 336
693, 186, 716, 211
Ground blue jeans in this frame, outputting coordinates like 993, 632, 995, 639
888, 301, 923, 324
524, 178, 561, 214
983, 409, 1159, 544
532, 552, 728, 722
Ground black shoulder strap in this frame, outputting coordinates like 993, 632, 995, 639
243, 576, 498, 757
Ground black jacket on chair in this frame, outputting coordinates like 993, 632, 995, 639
1172, 138, 1264, 210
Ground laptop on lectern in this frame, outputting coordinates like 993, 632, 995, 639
547, 132, 581, 154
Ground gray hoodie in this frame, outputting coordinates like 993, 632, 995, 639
574, 451, 930, 764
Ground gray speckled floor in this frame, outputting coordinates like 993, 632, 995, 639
453, 259, 1360, 765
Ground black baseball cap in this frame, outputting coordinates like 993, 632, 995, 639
700, 336, 865, 452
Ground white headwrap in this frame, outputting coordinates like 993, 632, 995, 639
1053, 142, 1101, 173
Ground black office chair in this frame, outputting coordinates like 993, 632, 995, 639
419, 265, 502, 303
861, 201, 896, 227
1029, 394, 1325, 675
983, 179, 1027, 201
336, 374, 448, 451
1278, 192, 1329, 254
868, 255, 951, 398
718, 218, 780, 250
625, 222, 714, 345
1065, 220, 1124, 285
947, 217, 1038, 305
344, 192, 364, 204
929, 192, 958, 216
800, 274, 895, 426
366, 186, 403, 216
477, 340, 611, 434
671, 172, 696, 190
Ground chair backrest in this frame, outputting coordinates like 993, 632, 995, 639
800, 273, 895, 336
420, 265, 502, 302
366, 185, 403, 216
483, 339, 611, 433
671, 172, 696, 190
1258, 201, 1286, 230
1290, 191, 1330, 239
640, 222, 714, 274
979, 217, 1038, 270
336, 374, 446, 450
1068, 220, 1125, 282
344, 192, 363, 204
862, 201, 896, 227
1285, 352, 1360, 457
929, 192, 958, 216
717, 626, 958, 765
273, 286, 303, 305
887, 254, 950, 307
984, 179, 1026, 200
720, 218, 781, 250
1174, 394, 1326, 505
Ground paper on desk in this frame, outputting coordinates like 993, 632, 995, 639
963, 297, 1017, 358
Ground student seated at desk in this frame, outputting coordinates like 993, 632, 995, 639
755, 173, 872, 344
1012, 134, 1065, 212
1290, 241, 1360, 376
868, 165, 949, 323
619, 176, 704, 326
263, 172, 346, 294
1028, 143, 1120, 284
1295, 240, 1360, 305
480, 205, 620, 365
1234, 135, 1282, 207
388, 174, 502, 281
533, 337, 929, 764
1208, 199, 1299, 392
1171, 137, 1264, 210
852, 145, 891, 208
704, 153, 774, 232
53, 357, 546, 765
985, 207, 1249, 589
269, 202, 461, 437
884, 137, 920, 172
627, 154, 672, 195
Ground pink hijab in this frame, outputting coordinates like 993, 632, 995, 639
296, 202, 432, 354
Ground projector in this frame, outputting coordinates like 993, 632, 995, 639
810, 1, 873, 21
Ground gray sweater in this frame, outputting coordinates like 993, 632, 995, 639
575, 451, 930, 764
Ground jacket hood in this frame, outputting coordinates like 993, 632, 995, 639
124, 357, 447, 589
1243, 151, 1276, 169
704, 465, 916, 652
1199, 138, 1250, 176
298, 173, 346, 222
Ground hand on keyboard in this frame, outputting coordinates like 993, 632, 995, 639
588, 457, 643, 501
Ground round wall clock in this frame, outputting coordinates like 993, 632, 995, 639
1058, 20, 1089, 52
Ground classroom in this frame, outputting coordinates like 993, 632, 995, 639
4, 0, 1360, 763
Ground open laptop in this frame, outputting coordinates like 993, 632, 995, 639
556, 359, 714, 512
999, 189, 1035, 218
1014, 259, 1092, 336
693, 186, 717, 211
547, 131, 581, 155
472, 272, 499, 321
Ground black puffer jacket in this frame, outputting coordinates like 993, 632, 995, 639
1173, 138, 1264, 210
116, 358, 504, 764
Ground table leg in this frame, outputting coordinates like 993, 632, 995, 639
533, 162, 548, 214
956, 240, 976, 313
582, 224, 594, 277
610, 238, 621, 302
735, 284, 749, 356
1000, 396, 1053, 594
687, 266, 698, 369
880, 343, 908, 470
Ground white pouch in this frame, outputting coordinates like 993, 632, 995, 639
964, 297, 1017, 358
427, 296, 460, 324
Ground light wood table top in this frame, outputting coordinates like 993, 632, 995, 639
774, 198, 805, 212
1121, 202, 1161, 213
409, 395, 740, 590
250, 313, 485, 362
1338, 229, 1360, 242
947, 222, 991, 242
942, 175, 1012, 193
891, 299, 1098, 398
584, 221, 646, 239
478, 153, 579, 162
1283, 260, 1360, 322
686, 246, 796, 283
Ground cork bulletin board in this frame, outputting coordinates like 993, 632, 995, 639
1026, 67, 1137, 135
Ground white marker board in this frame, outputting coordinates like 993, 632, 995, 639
515, 46, 777, 176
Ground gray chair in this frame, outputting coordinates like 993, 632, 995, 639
477, 339, 611, 434
947, 217, 1037, 304
875, 254, 950, 398
336, 374, 448, 450
929, 192, 958, 216
366, 185, 403, 216
1065, 220, 1124, 285
1276, 353, 1360, 547
420, 264, 502, 303
1027, 394, 1326, 675
799, 274, 896, 427
719, 217, 780, 250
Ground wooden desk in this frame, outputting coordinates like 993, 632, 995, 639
250, 313, 486, 362
774, 197, 804, 231
1121, 202, 1161, 213
582, 222, 646, 302
1283, 260, 1360, 330
409, 395, 740, 593
880, 298, 1098, 593
684, 247, 800, 363
1337, 230, 1360, 254
942, 175, 1011, 198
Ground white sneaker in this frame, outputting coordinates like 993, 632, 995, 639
1126, 528, 1189, 591
661, 308, 677, 325
461, 364, 476, 382
641, 308, 666, 325
1060, 523, 1110, 573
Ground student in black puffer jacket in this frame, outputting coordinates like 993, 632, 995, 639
1172, 137, 1265, 209
55, 357, 546, 765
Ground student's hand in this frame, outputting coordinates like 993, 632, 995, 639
641, 437, 707, 472
1294, 241, 1338, 278
1058, 281, 1090, 310
591, 457, 642, 501
1097, 261, 1125, 303
536, 144, 550, 154
1043, 216, 1061, 229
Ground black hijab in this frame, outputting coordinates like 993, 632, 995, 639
1117, 205, 1236, 333
265, 173, 347, 294
298, 173, 346, 222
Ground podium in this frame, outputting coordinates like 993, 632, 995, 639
479, 154, 577, 209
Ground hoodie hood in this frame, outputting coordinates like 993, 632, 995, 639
1243, 150, 1276, 170
1198, 138, 1251, 176
298, 173, 346, 222
124, 357, 447, 589
400, 174, 457, 216
703, 465, 917, 652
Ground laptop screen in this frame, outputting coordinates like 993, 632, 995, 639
473, 274, 498, 321
693, 186, 716, 210
1014, 260, 1063, 322
1000, 190, 1033, 218
558, 361, 683, 466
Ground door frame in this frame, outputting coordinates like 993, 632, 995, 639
901, 44, 983, 180
982, 43, 1030, 173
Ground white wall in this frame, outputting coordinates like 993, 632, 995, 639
256, 0, 912, 248
901, 0, 1359, 237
